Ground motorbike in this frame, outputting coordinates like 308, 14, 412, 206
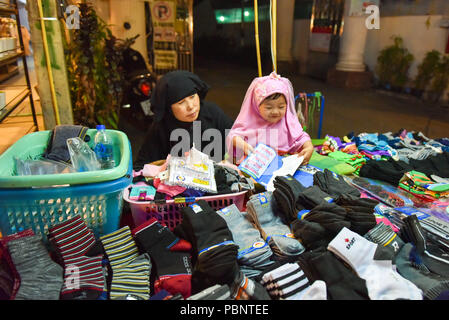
118, 47, 157, 158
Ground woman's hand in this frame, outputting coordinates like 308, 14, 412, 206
296, 139, 314, 165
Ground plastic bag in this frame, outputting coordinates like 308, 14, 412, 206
66, 137, 101, 172
15, 157, 76, 176
166, 145, 217, 193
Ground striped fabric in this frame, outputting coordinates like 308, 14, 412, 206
48, 215, 105, 296
260, 263, 311, 300
100, 226, 151, 300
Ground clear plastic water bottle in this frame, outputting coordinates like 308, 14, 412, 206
94, 124, 115, 169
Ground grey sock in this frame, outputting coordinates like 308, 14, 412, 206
8, 235, 63, 300
394, 243, 449, 300
217, 204, 274, 269
365, 222, 405, 260
247, 192, 305, 257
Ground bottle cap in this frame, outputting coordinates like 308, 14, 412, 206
96, 124, 106, 130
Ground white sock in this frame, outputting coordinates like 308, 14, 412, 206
261, 263, 300, 285
299, 280, 327, 300
327, 227, 423, 300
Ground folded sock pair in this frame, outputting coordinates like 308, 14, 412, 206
0, 229, 36, 300
328, 227, 423, 300
216, 204, 274, 274
364, 222, 405, 260
99, 226, 151, 300
48, 215, 106, 300
131, 218, 193, 299
246, 192, 305, 259
176, 200, 240, 291
257, 262, 326, 300
6, 232, 63, 300
273, 175, 332, 223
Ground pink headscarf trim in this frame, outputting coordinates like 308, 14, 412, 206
226, 72, 310, 156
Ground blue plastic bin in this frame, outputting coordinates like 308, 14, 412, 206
0, 144, 133, 241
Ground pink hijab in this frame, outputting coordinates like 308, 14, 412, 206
226, 72, 310, 158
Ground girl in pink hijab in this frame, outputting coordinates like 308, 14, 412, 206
226, 72, 314, 164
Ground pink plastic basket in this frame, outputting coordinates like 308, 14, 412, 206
124, 188, 248, 231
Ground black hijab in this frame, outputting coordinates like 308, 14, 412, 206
151, 70, 210, 122
134, 71, 234, 168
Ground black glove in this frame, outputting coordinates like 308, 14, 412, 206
313, 169, 361, 198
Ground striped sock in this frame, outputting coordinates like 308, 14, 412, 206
48, 215, 105, 300
260, 263, 310, 300
259, 263, 309, 299
100, 226, 151, 300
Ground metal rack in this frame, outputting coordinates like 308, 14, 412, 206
0, 0, 37, 130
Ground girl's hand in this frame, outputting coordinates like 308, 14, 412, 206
232, 136, 254, 157
296, 140, 314, 165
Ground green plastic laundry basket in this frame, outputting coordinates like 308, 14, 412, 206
0, 129, 131, 188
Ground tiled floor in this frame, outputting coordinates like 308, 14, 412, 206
0, 55, 44, 155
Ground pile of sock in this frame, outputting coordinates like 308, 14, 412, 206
175, 200, 271, 300
359, 152, 449, 187
246, 192, 305, 260
216, 204, 275, 278
272, 175, 333, 223
399, 170, 449, 199
291, 196, 377, 251
175, 200, 241, 292
48, 214, 193, 300
365, 216, 449, 300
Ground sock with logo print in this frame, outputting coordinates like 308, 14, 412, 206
328, 227, 423, 300
247, 192, 305, 259
132, 218, 193, 298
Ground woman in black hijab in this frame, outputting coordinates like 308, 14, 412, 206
134, 70, 234, 169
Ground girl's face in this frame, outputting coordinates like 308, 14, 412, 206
258, 94, 287, 124
171, 93, 200, 122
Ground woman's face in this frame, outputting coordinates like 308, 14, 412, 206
258, 94, 287, 124
171, 93, 200, 122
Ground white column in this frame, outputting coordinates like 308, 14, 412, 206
335, 0, 368, 72
276, 0, 295, 62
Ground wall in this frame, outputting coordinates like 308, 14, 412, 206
292, 19, 311, 74
88, 0, 148, 65
379, 0, 449, 16
364, 15, 449, 99
108, 0, 148, 65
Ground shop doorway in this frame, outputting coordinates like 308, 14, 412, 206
306, 0, 345, 80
